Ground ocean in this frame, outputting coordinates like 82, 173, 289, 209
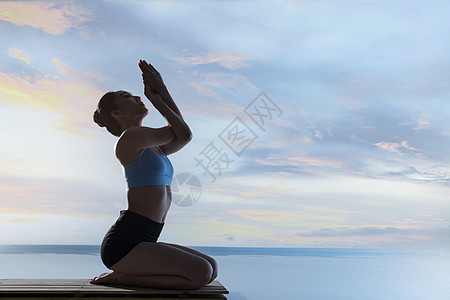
0, 245, 449, 300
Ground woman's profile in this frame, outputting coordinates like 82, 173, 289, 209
90, 59, 218, 289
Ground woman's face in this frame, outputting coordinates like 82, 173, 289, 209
113, 90, 148, 121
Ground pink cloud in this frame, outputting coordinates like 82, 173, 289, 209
373, 141, 421, 154
8, 47, 31, 64
0, 58, 105, 136
0, 1, 92, 35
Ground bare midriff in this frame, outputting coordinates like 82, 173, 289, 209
122, 147, 172, 224
126, 185, 171, 224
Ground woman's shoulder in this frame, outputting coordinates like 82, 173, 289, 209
116, 126, 149, 144
114, 126, 147, 165
114, 125, 174, 161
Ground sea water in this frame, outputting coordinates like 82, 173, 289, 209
0, 246, 449, 300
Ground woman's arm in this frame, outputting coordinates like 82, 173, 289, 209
146, 89, 192, 140
157, 86, 184, 119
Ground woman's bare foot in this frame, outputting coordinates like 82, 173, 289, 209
90, 272, 119, 284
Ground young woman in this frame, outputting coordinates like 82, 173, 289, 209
90, 59, 218, 289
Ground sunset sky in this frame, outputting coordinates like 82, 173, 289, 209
0, 0, 449, 251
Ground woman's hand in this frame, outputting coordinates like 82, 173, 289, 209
139, 59, 166, 94
143, 84, 165, 109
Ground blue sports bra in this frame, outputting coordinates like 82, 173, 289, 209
123, 146, 174, 188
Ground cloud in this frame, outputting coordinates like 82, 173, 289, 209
168, 68, 259, 119
374, 141, 421, 154
3, 217, 39, 223
224, 234, 235, 241
0, 172, 123, 217
296, 226, 402, 237
295, 226, 450, 247
385, 164, 450, 185
170, 53, 253, 70
229, 209, 344, 227
286, 155, 345, 169
400, 109, 433, 130
0, 212, 116, 244
0, 57, 105, 136
8, 47, 31, 64
0, 1, 93, 35
264, 225, 450, 249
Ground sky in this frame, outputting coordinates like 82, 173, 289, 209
0, 0, 449, 251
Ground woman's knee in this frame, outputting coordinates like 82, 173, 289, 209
195, 254, 217, 278
158, 242, 218, 280
209, 256, 218, 271
190, 259, 213, 288
207, 258, 218, 284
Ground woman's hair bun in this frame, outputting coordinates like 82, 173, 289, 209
94, 91, 123, 137
93, 109, 107, 127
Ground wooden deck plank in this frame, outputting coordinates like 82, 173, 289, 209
0, 298, 227, 300
0, 279, 228, 299
1, 295, 227, 300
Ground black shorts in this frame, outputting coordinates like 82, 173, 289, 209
100, 210, 165, 269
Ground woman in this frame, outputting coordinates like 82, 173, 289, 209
90, 59, 218, 289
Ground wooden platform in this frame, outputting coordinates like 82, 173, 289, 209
0, 279, 228, 299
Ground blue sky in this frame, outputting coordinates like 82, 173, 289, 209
0, 0, 449, 251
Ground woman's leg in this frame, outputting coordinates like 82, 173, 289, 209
90, 271, 195, 289
157, 242, 218, 284
92, 241, 213, 290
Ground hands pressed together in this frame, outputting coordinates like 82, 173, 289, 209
138, 59, 166, 104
